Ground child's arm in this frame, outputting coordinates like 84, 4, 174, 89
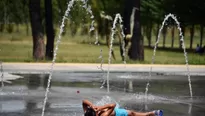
97, 103, 116, 111
96, 104, 116, 116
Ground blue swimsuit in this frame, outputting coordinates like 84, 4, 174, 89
114, 106, 128, 116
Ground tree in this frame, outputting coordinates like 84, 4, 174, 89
124, 0, 144, 60
141, 0, 165, 47
200, 25, 204, 47
29, 0, 45, 60
45, 0, 55, 60
0, 0, 6, 32
23, 0, 30, 35
189, 24, 195, 49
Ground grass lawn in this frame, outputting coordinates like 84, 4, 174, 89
0, 31, 204, 65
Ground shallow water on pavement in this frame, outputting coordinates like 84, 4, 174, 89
1, 72, 205, 116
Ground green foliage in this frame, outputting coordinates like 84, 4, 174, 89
163, 0, 205, 25
0, 0, 204, 27
141, 0, 165, 24
52, 0, 60, 24
1, 0, 26, 24
69, 1, 91, 34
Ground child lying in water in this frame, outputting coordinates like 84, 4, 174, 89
83, 99, 163, 116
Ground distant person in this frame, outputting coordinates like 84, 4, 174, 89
82, 99, 163, 116
199, 45, 205, 54
195, 44, 201, 53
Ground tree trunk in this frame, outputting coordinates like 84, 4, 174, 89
29, 0, 45, 60
16, 23, 19, 32
7, 24, 14, 33
147, 21, 153, 47
128, 0, 144, 60
45, 0, 55, 60
200, 25, 204, 47
171, 26, 175, 48
123, 0, 132, 60
123, 0, 132, 36
189, 24, 195, 49
80, 23, 88, 35
26, 22, 29, 36
0, 23, 4, 32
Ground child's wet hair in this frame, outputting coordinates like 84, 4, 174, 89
85, 107, 96, 116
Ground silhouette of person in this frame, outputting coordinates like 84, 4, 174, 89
195, 44, 201, 53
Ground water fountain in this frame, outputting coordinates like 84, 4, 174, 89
94, 30, 99, 45
96, 49, 107, 89
41, 0, 95, 115
145, 13, 193, 98
1, 1, 205, 115
106, 13, 126, 93
105, 7, 140, 93
100, 11, 127, 63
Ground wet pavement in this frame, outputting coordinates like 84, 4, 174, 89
1, 72, 205, 116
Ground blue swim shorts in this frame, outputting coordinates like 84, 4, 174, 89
114, 107, 128, 116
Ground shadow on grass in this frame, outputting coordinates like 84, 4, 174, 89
80, 41, 200, 54
144, 45, 196, 53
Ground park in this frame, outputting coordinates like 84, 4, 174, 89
0, 0, 205, 116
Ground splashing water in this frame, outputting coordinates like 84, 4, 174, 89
81, 0, 95, 45
95, 96, 118, 106
119, 22, 126, 64
129, 7, 137, 39
106, 13, 125, 93
81, 0, 95, 32
0, 61, 4, 91
41, 0, 75, 115
121, 7, 137, 65
145, 13, 193, 99
100, 12, 126, 63
95, 96, 113, 106
95, 31, 99, 45
96, 49, 106, 88
97, 49, 104, 72
188, 103, 192, 114
41, 0, 95, 116
100, 11, 113, 21
90, 19, 95, 32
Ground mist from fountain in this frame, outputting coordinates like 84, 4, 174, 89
145, 13, 193, 99
41, 0, 95, 116
83, 2, 95, 32
95, 95, 118, 106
